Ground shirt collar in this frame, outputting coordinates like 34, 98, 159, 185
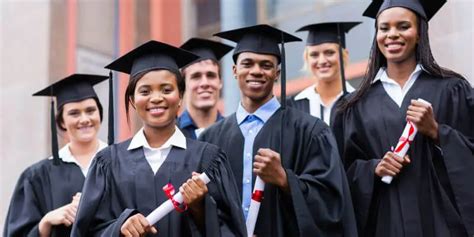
236, 96, 281, 124
294, 82, 355, 101
373, 64, 424, 84
54, 140, 108, 163
127, 126, 187, 151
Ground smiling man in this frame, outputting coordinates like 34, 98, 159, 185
200, 25, 357, 237
178, 38, 233, 139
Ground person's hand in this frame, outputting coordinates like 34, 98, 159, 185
253, 148, 289, 192
407, 99, 439, 141
375, 151, 411, 177
180, 172, 208, 210
39, 192, 82, 236
120, 213, 157, 237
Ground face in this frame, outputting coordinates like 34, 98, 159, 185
233, 52, 280, 104
183, 59, 222, 111
306, 43, 342, 82
61, 98, 101, 143
377, 7, 419, 64
132, 70, 182, 130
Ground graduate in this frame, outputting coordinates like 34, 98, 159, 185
200, 24, 358, 237
71, 40, 245, 237
4, 74, 109, 237
177, 38, 232, 139
333, 0, 474, 236
288, 21, 360, 125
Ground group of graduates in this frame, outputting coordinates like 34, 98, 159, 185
4, 0, 474, 236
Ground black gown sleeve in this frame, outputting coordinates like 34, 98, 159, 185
285, 125, 358, 237
435, 79, 474, 235
3, 168, 43, 237
71, 147, 132, 237
199, 144, 246, 237
332, 105, 382, 235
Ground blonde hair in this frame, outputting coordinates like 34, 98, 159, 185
301, 44, 350, 76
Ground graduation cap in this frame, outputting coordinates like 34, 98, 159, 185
180, 38, 233, 66
105, 40, 199, 77
214, 24, 301, 168
363, 0, 447, 21
213, 24, 301, 64
296, 21, 361, 48
297, 21, 361, 95
33, 74, 109, 165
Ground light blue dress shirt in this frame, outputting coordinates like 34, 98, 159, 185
236, 97, 280, 219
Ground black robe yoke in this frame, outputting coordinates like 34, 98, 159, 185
71, 138, 245, 237
332, 74, 474, 237
200, 107, 358, 237
4, 159, 85, 237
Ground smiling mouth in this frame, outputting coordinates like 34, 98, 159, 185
317, 66, 331, 72
246, 80, 265, 86
385, 42, 405, 49
147, 107, 167, 115
198, 91, 213, 96
77, 126, 94, 131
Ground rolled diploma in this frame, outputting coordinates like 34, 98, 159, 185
246, 176, 265, 237
382, 98, 431, 184
146, 173, 211, 225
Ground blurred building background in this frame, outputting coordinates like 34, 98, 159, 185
1, 0, 473, 229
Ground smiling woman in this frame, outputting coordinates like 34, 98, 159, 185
333, 0, 474, 236
288, 21, 360, 125
72, 40, 246, 237
4, 74, 109, 237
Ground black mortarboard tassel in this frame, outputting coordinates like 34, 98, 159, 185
108, 71, 114, 145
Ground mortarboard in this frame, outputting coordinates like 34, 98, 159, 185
105, 40, 199, 77
33, 74, 109, 165
213, 24, 301, 64
180, 38, 233, 66
296, 21, 361, 48
363, 0, 446, 21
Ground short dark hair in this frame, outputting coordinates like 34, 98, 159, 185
55, 97, 103, 131
124, 69, 184, 125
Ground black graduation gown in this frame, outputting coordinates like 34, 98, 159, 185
200, 107, 358, 237
332, 73, 474, 237
71, 138, 245, 237
3, 159, 85, 237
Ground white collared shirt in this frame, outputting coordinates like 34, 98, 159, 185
50, 140, 108, 177
373, 64, 423, 107
127, 126, 187, 174
294, 82, 354, 125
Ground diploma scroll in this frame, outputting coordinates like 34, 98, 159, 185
246, 176, 265, 237
145, 173, 211, 225
382, 98, 431, 184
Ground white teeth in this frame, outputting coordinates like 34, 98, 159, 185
248, 81, 264, 85
387, 44, 402, 49
149, 108, 165, 113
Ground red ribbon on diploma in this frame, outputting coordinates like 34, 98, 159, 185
394, 121, 415, 153
163, 183, 188, 213
252, 190, 264, 202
